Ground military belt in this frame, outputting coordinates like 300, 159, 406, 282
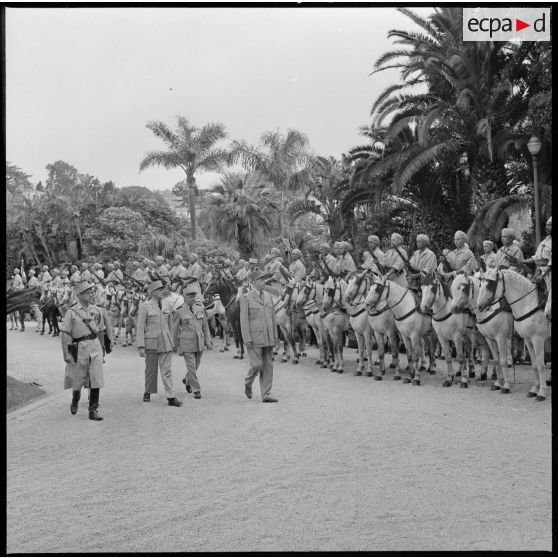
74, 333, 98, 343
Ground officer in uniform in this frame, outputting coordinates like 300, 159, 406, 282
318, 242, 338, 278
60, 281, 106, 421
480, 240, 498, 269
236, 259, 250, 283
105, 263, 119, 284
336, 241, 357, 280
51, 268, 63, 289
136, 280, 182, 407
186, 253, 204, 301
172, 283, 213, 399
495, 228, 524, 272
289, 249, 307, 283
442, 230, 476, 279
240, 271, 279, 403
383, 233, 408, 287
170, 255, 188, 291
361, 235, 385, 274
131, 260, 149, 286
12, 268, 25, 291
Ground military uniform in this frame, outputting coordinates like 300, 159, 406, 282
156, 264, 170, 285
265, 257, 286, 285
481, 252, 498, 269
132, 267, 150, 285
289, 259, 306, 283
70, 270, 82, 285
534, 234, 552, 288
445, 246, 476, 276
495, 243, 524, 272
362, 247, 385, 274
240, 287, 278, 401
383, 247, 408, 287
337, 252, 357, 279
172, 301, 212, 396
409, 248, 437, 275
136, 296, 176, 398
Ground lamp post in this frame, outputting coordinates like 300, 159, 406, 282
527, 136, 542, 245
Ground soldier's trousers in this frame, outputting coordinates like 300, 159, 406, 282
183, 351, 203, 393
245, 346, 274, 400
145, 350, 174, 398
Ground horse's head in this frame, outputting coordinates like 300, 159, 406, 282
295, 278, 313, 309
477, 266, 501, 312
364, 273, 387, 310
419, 272, 437, 314
450, 273, 472, 314
321, 276, 337, 311
345, 270, 367, 304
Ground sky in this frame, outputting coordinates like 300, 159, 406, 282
6, 6, 433, 191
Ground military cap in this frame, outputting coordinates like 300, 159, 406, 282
147, 280, 164, 294
13, 267, 20, 273
155, 255, 164, 262
53, 268, 60, 274
74, 281, 95, 297
28, 269, 36, 275
483, 240, 494, 248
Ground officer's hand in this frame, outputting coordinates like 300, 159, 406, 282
63, 355, 72, 364
138, 347, 146, 358
245, 341, 253, 349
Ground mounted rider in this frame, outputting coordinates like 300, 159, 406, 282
440, 230, 476, 280
495, 228, 524, 273
288, 249, 306, 283
361, 235, 385, 275
264, 247, 286, 286
480, 240, 498, 269
336, 241, 357, 281
526, 216, 552, 290
383, 233, 408, 287
407, 233, 437, 293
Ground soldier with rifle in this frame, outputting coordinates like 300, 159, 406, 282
383, 233, 409, 287
480, 240, 497, 269
495, 228, 524, 273
318, 242, 340, 278
408, 234, 437, 286
441, 230, 476, 280
525, 216, 552, 290
361, 235, 386, 275
337, 241, 357, 281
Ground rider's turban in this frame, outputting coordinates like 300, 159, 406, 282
482, 240, 494, 249
501, 228, 515, 239
390, 233, 403, 244
270, 247, 281, 257
454, 230, 468, 241
416, 234, 429, 244
367, 235, 379, 244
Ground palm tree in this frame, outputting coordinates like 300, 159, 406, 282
139, 116, 228, 240
228, 129, 312, 238
199, 171, 278, 258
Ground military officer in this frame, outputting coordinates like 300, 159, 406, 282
186, 253, 204, 300
171, 283, 212, 399
105, 263, 119, 284
170, 254, 188, 291
11, 268, 25, 291
136, 280, 182, 407
236, 259, 250, 283
289, 249, 307, 283
495, 228, 524, 272
442, 230, 476, 279
60, 281, 106, 421
240, 270, 279, 403
481, 240, 498, 269
113, 261, 124, 282
383, 233, 408, 287
318, 242, 338, 277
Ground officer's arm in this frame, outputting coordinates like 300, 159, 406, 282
170, 310, 181, 348
202, 313, 212, 347
136, 303, 147, 349
60, 312, 73, 361
239, 295, 251, 345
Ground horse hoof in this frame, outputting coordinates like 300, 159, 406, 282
354, 371, 362, 376
491, 373, 498, 381
480, 373, 487, 381
468, 372, 475, 379
219, 349, 225, 353
546, 379, 552, 387
419, 366, 426, 372
374, 376, 383, 381
224, 347, 229, 351
442, 380, 452, 388
491, 384, 501, 391
40, 332, 44, 335
330, 368, 337, 373
315, 360, 321, 365
403, 378, 411, 384
535, 396, 546, 402
455, 371, 461, 377
281, 358, 288, 363
337, 369, 344, 374
329, 364, 334, 369
365, 372, 373, 377
393, 375, 401, 381
526, 391, 537, 398
293, 360, 298, 365
501, 388, 510, 394
412, 379, 421, 386
301, 352, 307, 357
460, 382, 468, 389
233, 355, 239, 359
321, 364, 328, 369
428, 369, 436, 376
239, 356, 244, 360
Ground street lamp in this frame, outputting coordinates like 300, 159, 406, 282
527, 136, 542, 245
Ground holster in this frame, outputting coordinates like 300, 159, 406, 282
68, 342, 79, 363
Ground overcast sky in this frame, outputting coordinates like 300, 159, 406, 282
6, 7, 432, 191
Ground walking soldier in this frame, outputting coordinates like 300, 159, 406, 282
136, 280, 182, 407
171, 283, 213, 399
60, 282, 106, 421
240, 271, 279, 403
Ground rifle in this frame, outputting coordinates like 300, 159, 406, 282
392, 244, 419, 274
122, 270, 146, 289
502, 250, 532, 276
320, 255, 340, 278
431, 240, 452, 273
370, 250, 386, 274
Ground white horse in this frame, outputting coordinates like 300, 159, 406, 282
295, 277, 333, 368
326, 275, 374, 376
544, 284, 551, 322
321, 276, 350, 374
346, 270, 401, 380
365, 275, 432, 385
420, 273, 487, 388
451, 273, 514, 392
477, 268, 549, 401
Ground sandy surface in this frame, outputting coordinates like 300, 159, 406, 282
7, 326, 552, 552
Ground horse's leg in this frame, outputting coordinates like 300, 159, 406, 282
487, 336, 503, 391
455, 335, 468, 388
426, 330, 436, 374
364, 327, 374, 376
466, 327, 477, 378
299, 322, 307, 357
398, 334, 412, 381
312, 324, 323, 365
419, 337, 427, 372
407, 334, 421, 385
353, 329, 365, 375
335, 327, 344, 373
477, 332, 490, 380
374, 331, 386, 380
530, 335, 547, 401
388, 327, 400, 371
440, 336, 454, 387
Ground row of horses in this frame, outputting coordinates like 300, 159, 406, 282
208, 268, 551, 403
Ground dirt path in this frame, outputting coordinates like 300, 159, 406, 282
7, 327, 552, 552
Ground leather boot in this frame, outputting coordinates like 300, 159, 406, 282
70, 390, 81, 415
88, 388, 103, 421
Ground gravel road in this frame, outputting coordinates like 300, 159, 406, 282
7, 327, 552, 552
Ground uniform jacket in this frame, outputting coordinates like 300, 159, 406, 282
495, 244, 524, 271
534, 236, 552, 268
337, 253, 357, 276
409, 248, 437, 274
446, 246, 476, 274
171, 304, 211, 354
362, 247, 386, 273
240, 289, 278, 348
289, 260, 307, 283
481, 252, 498, 268
136, 298, 174, 352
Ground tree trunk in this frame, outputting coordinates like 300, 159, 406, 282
189, 177, 197, 241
